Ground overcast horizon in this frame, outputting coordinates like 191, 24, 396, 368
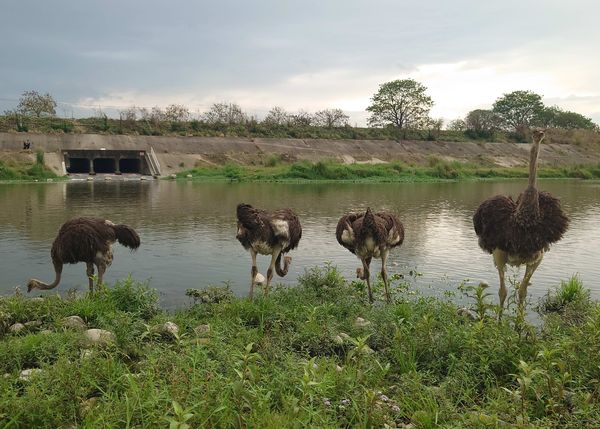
1, 0, 599, 126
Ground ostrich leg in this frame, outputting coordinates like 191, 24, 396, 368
380, 248, 391, 303
518, 255, 543, 310
361, 257, 373, 303
493, 249, 508, 318
249, 249, 258, 300
96, 262, 107, 292
265, 248, 282, 297
86, 263, 95, 294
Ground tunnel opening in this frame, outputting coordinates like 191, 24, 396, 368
66, 158, 90, 174
119, 158, 141, 173
93, 158, 116, 173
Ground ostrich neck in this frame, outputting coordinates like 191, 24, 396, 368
528, 138, 541, 188
34, 271, 62, 290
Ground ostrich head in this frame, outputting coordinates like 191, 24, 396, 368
26, 279, 43, 293
532, 129, 545, 143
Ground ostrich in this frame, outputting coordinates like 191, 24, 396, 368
236, 203, 302, 298
473, 129, 569, 316
336, 207, 404, 303
27, 217, 140, 293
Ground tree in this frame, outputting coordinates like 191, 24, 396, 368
465, 109, 502, 138
492, 90, 544, 131
17, 90, 57, 117
164, 104, 190, 122
539, 106, 598, 130
203, 102, 247, 125
366, 79, 434, 129
312, 108, 349, 128
288, 109, 313, 127
263, 106, 290, 126
447, 118, 466, 131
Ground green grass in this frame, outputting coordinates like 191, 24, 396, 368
176, 159, 600, 183
1, 267, 600, 428
0, 152, 58, 182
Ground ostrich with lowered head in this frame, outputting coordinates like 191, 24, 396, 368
236, 203, 302, 298
27, 217, 140, 293
336, 207, 404, 303
473, 129, 569, 316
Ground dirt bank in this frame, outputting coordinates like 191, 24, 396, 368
1, 132, 599, 176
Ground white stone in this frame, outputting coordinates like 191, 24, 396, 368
194, 324, 211, 337
80, 349, 94, 359
186, 174, 193, 178
30, 297, 45, 302
24, 320, 42, 329
354, 317, 371, 328
162, 321, 179, 337
84, 329, 116, 346
62, 316, 87, 330
9, 323, 25, 333
254, 272, 266, 285
19, 368, 42, 381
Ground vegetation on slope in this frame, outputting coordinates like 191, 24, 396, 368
1, 267, 599, 428
177, 158, 600, 182
0, 151, 57, 181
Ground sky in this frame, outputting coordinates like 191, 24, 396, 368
1, 0, 599, 126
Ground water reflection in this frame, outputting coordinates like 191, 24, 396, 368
1, 180, 599, 307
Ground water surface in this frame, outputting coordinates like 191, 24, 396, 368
1, 179, 599, 307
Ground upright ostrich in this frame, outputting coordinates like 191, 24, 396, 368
336, 207, 404, 303
236, 203, 302, 298
473, 130, 568, 315
27, 218, 140, 293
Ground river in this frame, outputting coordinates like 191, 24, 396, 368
1, 179, 599, 308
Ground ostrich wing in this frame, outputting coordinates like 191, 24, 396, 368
336, 213, 362, 253
511, 191, 569, 255
473, 195, 516, 254
271, 209, 302, 252
375, 212, 405, 248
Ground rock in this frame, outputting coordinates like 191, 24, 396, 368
24, 320, 43, 329
335, 365, 344, 373
339, 332, 351, 341
40, 329, 53, 335
19, 368, 42, 381
169, 174, 177, 179
62, 315, 87, 330
457, 307, 480, 321
186, 174, 193, 178
161, 321, 179, 337
194, 324, 211, 337
333, 335, 344, 345
30, 297, 45, 302
9, 323, 25, 334
80, 349, 94, 359
354, 317, 371, 328
254, 272, 266, 285
83, 329, 116, 346
80, 397, 99, 416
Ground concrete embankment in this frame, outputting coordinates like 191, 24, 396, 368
1, 132, 598, 176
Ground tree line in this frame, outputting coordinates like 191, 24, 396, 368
3, 83, 598, 141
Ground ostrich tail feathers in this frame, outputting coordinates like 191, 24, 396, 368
113, 224, 141, 250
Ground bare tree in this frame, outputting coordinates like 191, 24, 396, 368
447, 118, 466, 131
164, 104, 191, 122
203, 102, 247, 125
312, 108, 349, 128
17, 90, 57, 117
263, 106, 291, 126
289, 109, 313, 127
119, 106, 138, 123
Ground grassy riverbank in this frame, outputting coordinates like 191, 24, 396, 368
1, 266, 599, 428
177, 158, 600, 182
0, 152, 58, 181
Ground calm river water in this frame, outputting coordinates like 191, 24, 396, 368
1, 179, 599, 307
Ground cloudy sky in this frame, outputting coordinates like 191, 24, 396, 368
1, 0, 599, 125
